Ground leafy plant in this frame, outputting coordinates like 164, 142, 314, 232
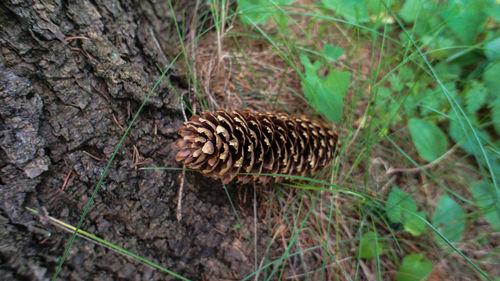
299, 47, 350, 123
471, 181, 500, 231
396, 254, 433, 281
431, 194, 465, 245
386, 187, 426, 236
409, 118, 449, 162
358, 231, 385, 258
372, 0, 500, 186
237, 0, 296, 26
320, 0, 397, 23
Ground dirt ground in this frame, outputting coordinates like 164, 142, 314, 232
0, 1, 280, 280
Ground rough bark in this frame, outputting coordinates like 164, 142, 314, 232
0, 1, 271, 280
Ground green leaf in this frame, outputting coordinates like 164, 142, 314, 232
357, 231, 385, 258
300, 54, 349, 123
484, 61, 500, 97
409, 118, 449, 162
491, 96, 500, 135
398, 0, 425, 22
484, 36, 500, 61
418, 87, 448, 117
386, 187, 426, 236
366, 0, 397, 15
440, 0, 487, 45
322, 44, 344, 62
471, 181, 500, 231
390, 74, 404, 92
321, 0, 370, 23
398, 66, 415, 82
487, 1, 500, 24
238, 0, 273, 25
404, 211, 426, 236
465, 81, 488, 116
386, 187, 417, 224
435, 62, 461, 81
376, 86, 392, 106
448, 112, 490, 155
237, 0, 296, 25
396, 254, 433, 281
431, 194, 465, 242
324, 70, 350, 99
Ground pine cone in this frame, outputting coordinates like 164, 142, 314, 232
175, 109, 338, 184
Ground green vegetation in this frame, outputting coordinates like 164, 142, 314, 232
395, 254, 433, 281
233, 0, 499, 279
52, 0, 499, 280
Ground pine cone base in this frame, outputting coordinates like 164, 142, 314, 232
175, 109, 338, 184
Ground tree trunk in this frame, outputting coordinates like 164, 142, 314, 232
0, 1, 261, 280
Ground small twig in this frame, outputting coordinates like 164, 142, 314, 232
132, 145, 146, 170
65, 36, 90, 41
112, 112, 124, 131
69, 47, 94, 60
213, 228, 227, 236
176, 94, 189, 222
359, 259, 376, 281
154, 120, 159, 137
82, 150, 105, 162
127, 101, 131, 121
61, 169, 73, 191
135, 159, 152, 167
176, 165, 186, 221
387, 146, 457, 174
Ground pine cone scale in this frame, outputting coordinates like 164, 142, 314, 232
175, 109, 338, 184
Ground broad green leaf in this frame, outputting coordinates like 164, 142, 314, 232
300, 54, 349, 123
440, 0, 487, 45
322, 44, 344, 62
431, 194, 465, 242
484, 36, 500, 61
366, 0, 396, 15
386, 187, 417, 224
396, 254, 433, 281
398, 0, 422, 22
238, 0, 273, 25
271, 0, 296, 28
448, 113, 490, 155
409, 118, 449, 162
237, 0, 296, 25
487, 1, 500, 24
323, 70, 350, 99
321, 0, 370, 23
404, 211, 426, 236
484, 61, 500, 96
357, 231, 385, 258
465, 81, 488, 116
386, 187, 426, 236
299, 53, 321, 71
471, 181, 500, 231
491, 96, 500, 135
